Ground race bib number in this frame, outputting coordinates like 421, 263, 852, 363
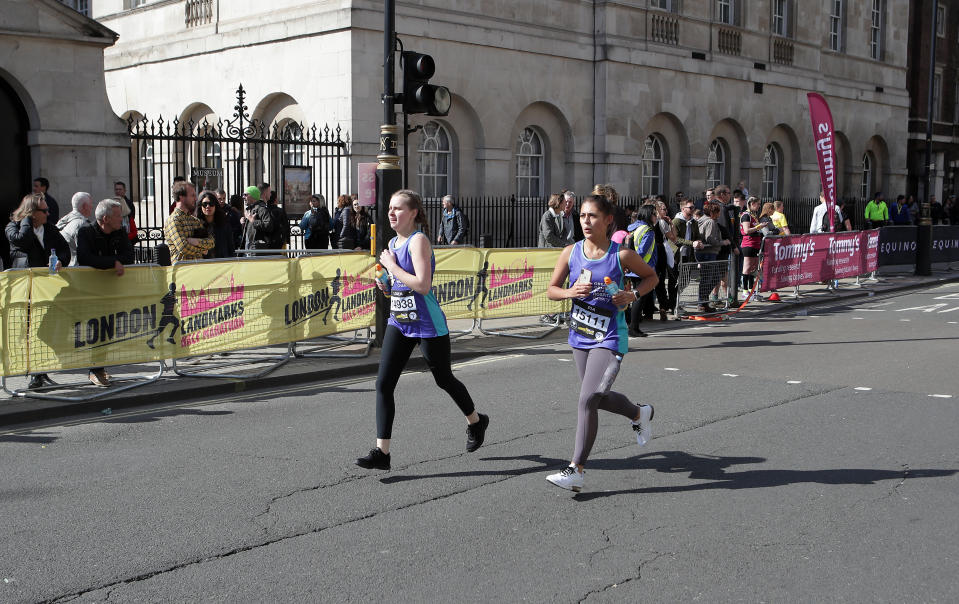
570, 299, 613, 342
390, 291, 419, 323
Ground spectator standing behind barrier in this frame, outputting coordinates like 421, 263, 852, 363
906, 195, 919, 225
890, 195, 911, 225
625, 204, 664, 336
228, 195, 245, 249
538, 193, 567, 248
696, 201, 726, 312
32, 177, 60, 224
242, 185, 279, 252
655, 200, 677, 319
330, 194, 357, 250
809, 193, 849, 234
164, 181, 214, 262
770, 200, 791, 235
352, 200, 372, 251
300, 194, 331, 250
562, 190, 579, 244
195, 190, 235, 259
56, 192, 94, 266
740, 197, 764, 300
436, 195, 468, 245
355, 189, 489, 471
77, 199, 135, 387
864, 192, 889, 229
930, 194, 946, 225
218, 189, 243, 248
6, 193, 69, 389
543, 194, 658, 493
946, 194, 958, 225
113, 181, 137, 241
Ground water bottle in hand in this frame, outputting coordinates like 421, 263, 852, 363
48, 250, 58, 274
374, 263, 390, 295
604, 276, 629, 311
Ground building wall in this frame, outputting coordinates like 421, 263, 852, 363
95, 0, 911, 202
0, 0, 128, 216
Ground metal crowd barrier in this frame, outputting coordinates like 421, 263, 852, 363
674, 256, 735, 317
1, 265, 165, 402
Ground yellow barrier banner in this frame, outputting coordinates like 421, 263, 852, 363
29, 265, 170, 373
4, 249, 577, 376
433, 247, 485, 319
285, 253, 377, 341
1, 271, 33, 376
477, 248, 567, 319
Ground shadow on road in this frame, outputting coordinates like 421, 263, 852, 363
573, 450, 957, 501
379, 451, 957, 502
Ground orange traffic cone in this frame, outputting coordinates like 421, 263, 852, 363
768, 292, 781, 302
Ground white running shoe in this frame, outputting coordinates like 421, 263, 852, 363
631, 404, 654, 446
546, 465, 584, 492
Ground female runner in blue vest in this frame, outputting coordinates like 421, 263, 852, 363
356, 189, 489, 470
545, 193, 659, 492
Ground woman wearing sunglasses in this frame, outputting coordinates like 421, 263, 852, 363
194, 190, 236, 258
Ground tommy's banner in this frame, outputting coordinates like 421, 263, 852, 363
877, 225, 959, 266
808, 92, 838, 233
761, 230, 880, 291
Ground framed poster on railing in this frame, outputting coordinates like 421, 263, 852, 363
282, 165, 311, 216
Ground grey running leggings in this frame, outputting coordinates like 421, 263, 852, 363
571, 347, 640, 466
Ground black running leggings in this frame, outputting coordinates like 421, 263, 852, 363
376, 324, 475, 439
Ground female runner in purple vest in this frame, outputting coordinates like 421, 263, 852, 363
544, 193, 659, 492
355, 190, 489, 471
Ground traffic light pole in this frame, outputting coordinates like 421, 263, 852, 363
916, 0, 937, 277
375, 0, 402, 346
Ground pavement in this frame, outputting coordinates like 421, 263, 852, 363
2, 264, 957, 429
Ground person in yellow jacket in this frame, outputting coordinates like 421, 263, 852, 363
864, 192, 889, 229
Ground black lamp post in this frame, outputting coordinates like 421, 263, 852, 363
917, 0, 938, 276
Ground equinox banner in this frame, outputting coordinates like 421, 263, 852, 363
808, 92, 838, 233
761, 230, 880, 291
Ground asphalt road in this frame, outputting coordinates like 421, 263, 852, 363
1, 283, 957, 603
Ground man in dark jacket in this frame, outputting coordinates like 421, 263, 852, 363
436, 195, 469, 245
33, 177, 60, 224
242, 186, 279, 252
76, 199, 135, 387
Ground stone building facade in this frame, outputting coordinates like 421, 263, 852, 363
0, 0, 128, 219
907, 0, 959, 200
93, 0, 910, 204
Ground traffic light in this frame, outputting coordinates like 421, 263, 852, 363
401, 51, 451, 116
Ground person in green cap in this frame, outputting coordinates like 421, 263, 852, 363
241, 185, 279, 253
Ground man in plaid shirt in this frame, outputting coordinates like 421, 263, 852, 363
164, 181, 214, 261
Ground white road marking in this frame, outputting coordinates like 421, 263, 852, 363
900, 319, 911, 322
786, 380, 801, 384
722, 373, 738, 377
897, 304, 949, 313
557, 358, 572, 362
854, 387, 872, 391
929, 394, 953, 398
933, 293, 959, 300
852, 317, 864, 320
949, 322, 958, 324
664, 367, 680, 371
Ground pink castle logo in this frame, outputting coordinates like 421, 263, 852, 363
488, 260, 535, 288
341, 271, 376, 297
180, 274, 245, 318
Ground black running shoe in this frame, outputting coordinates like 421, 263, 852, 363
466, 413, 489, 452
355, 448, 390, 470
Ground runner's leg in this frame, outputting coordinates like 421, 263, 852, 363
375, 324, 418, 439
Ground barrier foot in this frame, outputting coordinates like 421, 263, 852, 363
293, 329, 373, 359
477, 315, 562, 339
1, 362, 165, 403
172, 344, 292, 379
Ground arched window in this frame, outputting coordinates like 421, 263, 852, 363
140, 141, 155, 202
516, 127, 544, 199
762, 144, 780, 199
861, 153, 872, 199
417, 121, 452, 200
281, 122, 305, 167
706, 139, 727, 190
641, 135, 664, 197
